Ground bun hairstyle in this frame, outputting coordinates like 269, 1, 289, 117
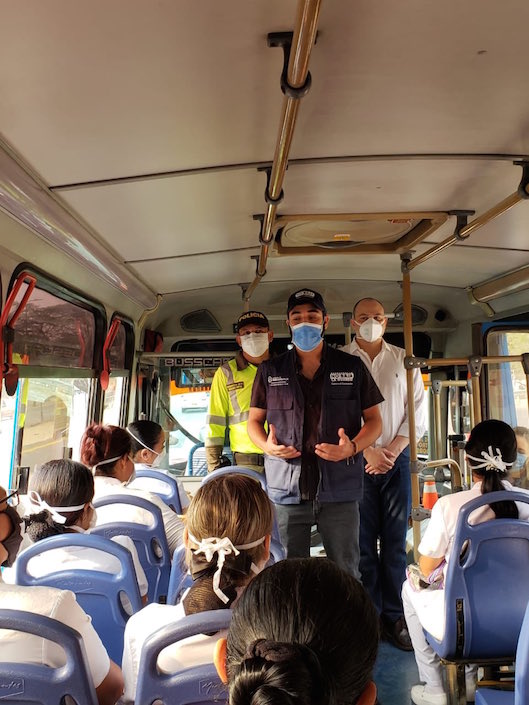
226, 558, 379, 705
183, 474, 273, 614
127, 419, 163, 457
466, 419, 518, 519
80, 423, 131, 474
25, 459, 94, 542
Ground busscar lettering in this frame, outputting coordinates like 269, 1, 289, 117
164, 356, 231, 367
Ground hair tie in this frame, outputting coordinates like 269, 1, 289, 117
28, 491, 86, 525
188, 532, 265, 604
244, 639, 302, 663
467, 446, 514, 473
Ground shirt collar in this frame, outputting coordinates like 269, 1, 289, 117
235, 350, 249, 370
94, 475, 121, 486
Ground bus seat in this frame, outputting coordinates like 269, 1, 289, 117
130, 468, 183, 513
135, 610, 231, 705
186, 443, 233, 477
202, 467, 283, 547
0, 608, 98, 704
92, 494, 171, 604
167, 545, 192, 605
475, 596, 529, 705
13, 534, 141, 665
424, 490, 529, 704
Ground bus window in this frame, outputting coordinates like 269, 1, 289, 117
102, 318, 133, 426
0, 272, 103, 487
486, 328, 529, 428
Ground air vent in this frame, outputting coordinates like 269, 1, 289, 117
387, 304, 428, 326
180, 309, 221, 333
273, 212, 448, 255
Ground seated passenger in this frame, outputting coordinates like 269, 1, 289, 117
126, 419, 189, 510
512, 425, 529, 488
6, 459, 148, 604
216, 557, 379, 705
403, 419, 529, 705
0, 582, 123, 705
121, 473, 273, 704
80, 423, 184, 553
0, 485, 22, 567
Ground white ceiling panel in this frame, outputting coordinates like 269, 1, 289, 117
61, 170, 266, 261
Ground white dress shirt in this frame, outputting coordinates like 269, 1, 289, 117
342, 338, 427, 448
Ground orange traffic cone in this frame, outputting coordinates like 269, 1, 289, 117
423, 479, 439, 510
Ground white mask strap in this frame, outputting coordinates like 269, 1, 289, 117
188, 533, 266, 604
92, 454, 123, 470
467, 446, 513, 473
126, 428, 157, 455
29, 491, 86, 525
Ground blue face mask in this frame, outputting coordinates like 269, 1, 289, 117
516, 452, 527, 468
291, 322, 323, 352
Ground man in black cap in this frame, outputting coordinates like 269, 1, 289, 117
248, 289, 383, 577
205, 311, 273, 473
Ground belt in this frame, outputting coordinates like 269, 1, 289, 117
234, 452, 265, 467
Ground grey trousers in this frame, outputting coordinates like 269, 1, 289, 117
274, 500, 360, 579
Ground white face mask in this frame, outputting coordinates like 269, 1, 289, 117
240, 332, 269, 358
152, 451, 167, 468
356, 318, 384, 343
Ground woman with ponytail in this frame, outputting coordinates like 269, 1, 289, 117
215, 558, 379, 705
6, 459, 148, 603
80, 423, 184, 553
403, 419, 529, 705
121, 473, 273, 703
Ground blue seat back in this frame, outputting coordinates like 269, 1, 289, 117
167, 545, 193, 605
186, 444, 233, 477
0, 608, 98, 704
514, 597, 529, 704
136, 610, 231, 705
92, 493, 171, 604
202, 466, 283, 546
427, 490, 529, 660
14, 533, 141, 665
133, 468, 183, 513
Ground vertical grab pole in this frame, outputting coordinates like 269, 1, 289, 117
468, 356, 483, 426
522, 354, 529, 420
401, 254, 421, 560
431, 380, 443, 459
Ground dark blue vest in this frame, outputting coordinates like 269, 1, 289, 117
261, 346, 366, 504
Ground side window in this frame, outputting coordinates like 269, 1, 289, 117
102, 317, 133, 426
0, 272, 103, 489
486, 328, 529, 428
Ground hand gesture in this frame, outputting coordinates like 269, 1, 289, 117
264, 424, 301, 459
315, 428, 355, 463
364, 446, 396, 475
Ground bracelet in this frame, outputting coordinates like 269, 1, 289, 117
346, 441, 358, 466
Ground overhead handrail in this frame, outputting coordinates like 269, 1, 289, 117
0, 271, 37, 396
100, 317, 122, 390
407, 162, 529, 271
244, 0, 322, 306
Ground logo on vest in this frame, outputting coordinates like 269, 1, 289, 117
227, 382, 244, 392
268, 375, 289, 387
330, 371, 355, 385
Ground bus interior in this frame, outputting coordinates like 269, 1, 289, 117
1, 2, 529, 703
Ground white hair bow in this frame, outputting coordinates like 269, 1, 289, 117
188, 533, 265, 604
466, 445, 514, 473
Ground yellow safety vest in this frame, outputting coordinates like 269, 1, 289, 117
205, 353, 262, 455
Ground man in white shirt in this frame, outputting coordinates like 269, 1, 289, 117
342, 297, 426, 651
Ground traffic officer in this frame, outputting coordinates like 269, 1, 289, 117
248, 288, 383, 578
205, 311, 273, 473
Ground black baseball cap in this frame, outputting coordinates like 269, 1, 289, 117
287, 288, 326, 315
236, 311, 270, 332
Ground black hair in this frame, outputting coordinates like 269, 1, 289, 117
226, 558, 379, 705
25, 459, 94, 541
127, 419, 164, 457
466, 419, 518, 519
